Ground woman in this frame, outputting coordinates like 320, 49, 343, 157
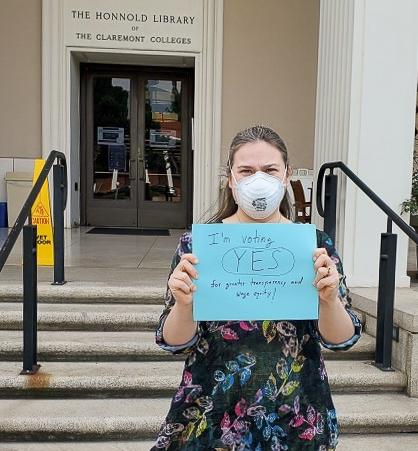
151, 125, 362, 450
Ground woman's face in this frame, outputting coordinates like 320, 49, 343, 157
228, 140, 290, 196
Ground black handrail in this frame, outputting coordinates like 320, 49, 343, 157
317, 161, 418, 245
0, 150, 68, 271
0, 150, 67, 374
316, 161, 418, 371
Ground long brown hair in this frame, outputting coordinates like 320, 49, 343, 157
207, 125, 294, 223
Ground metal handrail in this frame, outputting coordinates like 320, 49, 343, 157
0, 150, 67, 374
316, 160, 418, 371
316, 161, 418, 244
0, 150, 68, 271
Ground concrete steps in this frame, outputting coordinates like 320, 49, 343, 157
0, 397, 165, 441
0, 360, 406, 398
0, 278, 415, 446
2, 435, 418, 450
0, 329, 376, 362
0, 303, 161, 331
334, 393, 418, 433
0, 279, 167, 305
0, 443, 156, 450
0, 302, 367, 334
0, 393, 418, 441
0, 330, 177, 362
337, 434, 418, 450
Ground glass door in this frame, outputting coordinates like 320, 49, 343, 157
82, 65, 193, 229
85, 73, 138, 226
137, 77, 190, 228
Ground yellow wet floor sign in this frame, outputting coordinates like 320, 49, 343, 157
32, 159, 54, 266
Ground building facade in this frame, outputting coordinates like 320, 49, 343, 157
0, 0, 417, 287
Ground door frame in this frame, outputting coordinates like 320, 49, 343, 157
42, 1, 223, 228
80, 63, 194, 228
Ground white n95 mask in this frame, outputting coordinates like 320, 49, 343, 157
230, 165, 287, 219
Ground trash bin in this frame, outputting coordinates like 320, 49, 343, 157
0, 202, 7, 227
5, 172, 33, 227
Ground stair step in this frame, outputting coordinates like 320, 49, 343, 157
0, 302, 372, 337
0, 361, 184, 398
334, 393, 418, 433
0, 359, 404, 398
0, 443, 157, 450
0, 303, 161, 331
0, 330, 179, 362
0, 398, 166, 441
0, 393, 417, 441
322, 333, 374, 359
0, 277, 168, 305
337, 434, 418, 450
0, 330, 375, 362
324, 360, 406, 392
2, 436, 418, 451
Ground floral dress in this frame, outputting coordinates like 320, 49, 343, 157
151, 226, 362, 451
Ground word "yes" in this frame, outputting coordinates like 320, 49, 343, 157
221, 247, 295, 276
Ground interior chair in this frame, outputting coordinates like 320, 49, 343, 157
290, 179, 312, 223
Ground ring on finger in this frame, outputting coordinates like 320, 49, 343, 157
321, 266, 332, 279
327, 266, 331, 276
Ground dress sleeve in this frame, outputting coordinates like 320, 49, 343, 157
310, 230, 362, 351
155, 231, 202, 354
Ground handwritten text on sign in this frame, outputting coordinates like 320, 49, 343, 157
191, 223, 318, 320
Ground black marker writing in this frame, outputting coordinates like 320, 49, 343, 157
222, 246, 295, 276
208, 232, 231, 245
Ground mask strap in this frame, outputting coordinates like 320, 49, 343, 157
282, 165, 287, 183
228, 159, 238, 184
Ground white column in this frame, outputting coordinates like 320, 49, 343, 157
313, 0, 418, 287
193, 0, 223, 223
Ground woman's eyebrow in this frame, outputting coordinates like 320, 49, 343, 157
236, 163, 281, 169
262, 163, 280, 168
236, 165, 255, 169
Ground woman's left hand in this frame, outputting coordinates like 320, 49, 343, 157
312, 248, 339, 304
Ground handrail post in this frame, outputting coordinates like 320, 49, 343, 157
52, 161, 66, 285
315, 162, 418, 372
375, 222, 397, 370
21, 225, 40, 375
324, 173, 338, 244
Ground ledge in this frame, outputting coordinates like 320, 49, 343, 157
351, 287, 418, 333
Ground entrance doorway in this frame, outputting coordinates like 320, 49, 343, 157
80, 64, 194, 228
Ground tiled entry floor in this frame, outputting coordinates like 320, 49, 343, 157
0, 227, 185, 286
0, 227, 416, 286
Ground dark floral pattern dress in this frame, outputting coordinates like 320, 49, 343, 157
151, 226, 362, 451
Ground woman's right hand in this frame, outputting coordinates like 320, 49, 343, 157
168, 253, 199, 307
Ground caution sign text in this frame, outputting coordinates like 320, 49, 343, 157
32, 160, 54, 266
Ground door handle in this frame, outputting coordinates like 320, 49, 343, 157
129, 159, 136, 180
138, 146, 145, 182
138, 160, 145, 182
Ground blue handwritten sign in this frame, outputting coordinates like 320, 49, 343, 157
191, 223, 318, 320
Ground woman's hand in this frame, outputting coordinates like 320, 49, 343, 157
168, 253, 199, 307
312, 248, 339, 305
